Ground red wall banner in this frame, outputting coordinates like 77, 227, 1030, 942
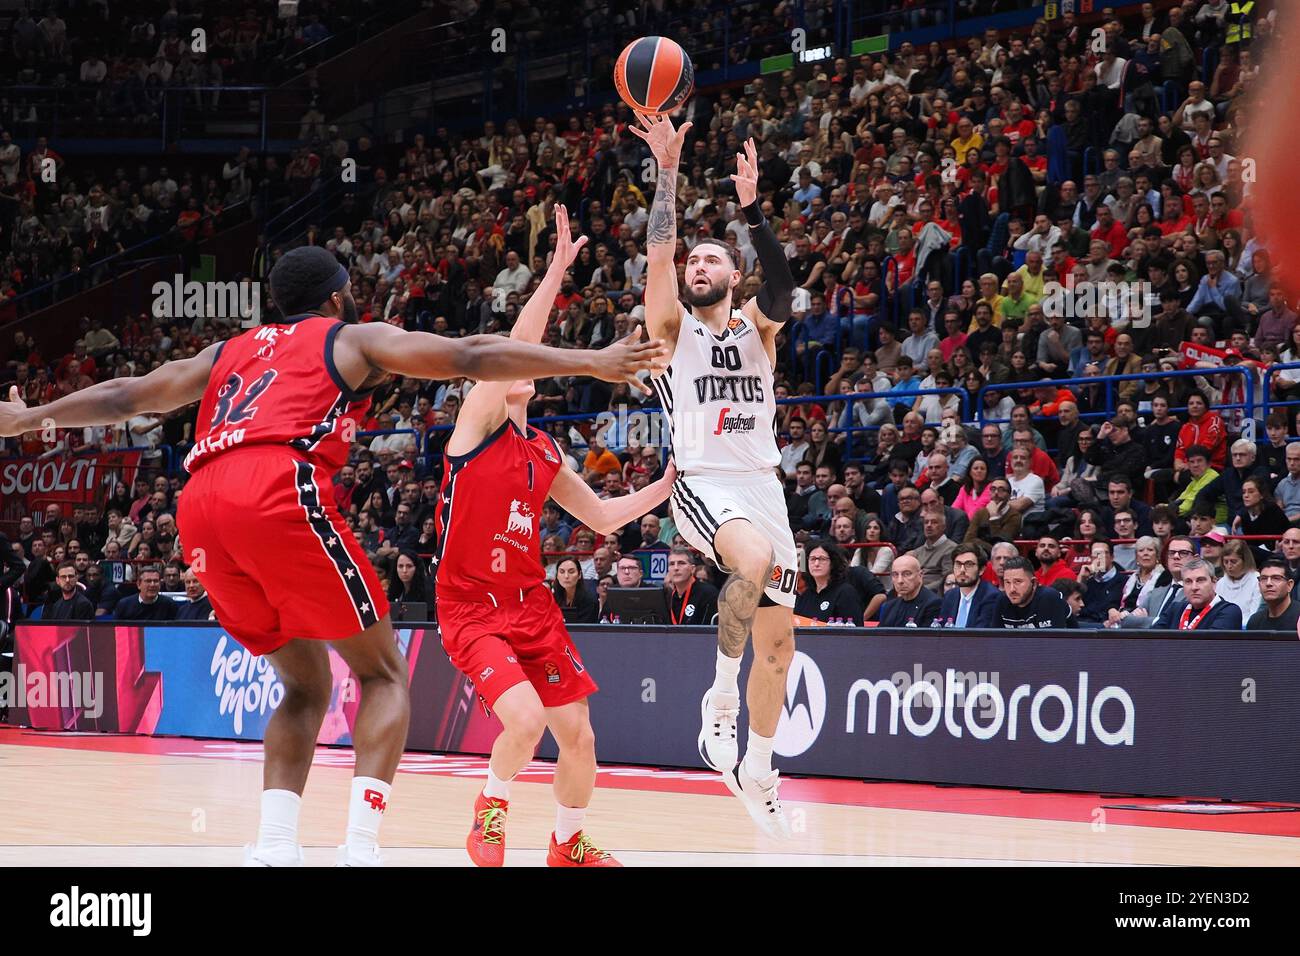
0, 450, 144, 530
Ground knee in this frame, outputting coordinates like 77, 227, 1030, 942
557, 719, 596, 758
506, 702, 547, 744
735, 551, 774, 587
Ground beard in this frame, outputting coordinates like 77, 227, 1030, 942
341, 293, 359, 324
682, 278, 731, 308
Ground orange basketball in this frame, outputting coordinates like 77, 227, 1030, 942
614, 36, 694, 116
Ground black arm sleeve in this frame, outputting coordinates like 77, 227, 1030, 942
745, 202, 795, 324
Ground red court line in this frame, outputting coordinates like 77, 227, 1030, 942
3, 727, 1297, 839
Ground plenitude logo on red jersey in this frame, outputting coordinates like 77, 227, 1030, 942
492, 498, 535, 554
713, 406, 759, 436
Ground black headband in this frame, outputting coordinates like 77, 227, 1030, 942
280, 263, 349, 315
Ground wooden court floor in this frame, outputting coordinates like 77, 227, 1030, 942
0, 731, 1295, 866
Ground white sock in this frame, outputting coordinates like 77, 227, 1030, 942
712, 649, 741, 696
346, 776, 391, 856
255, 789, 301, 856
554, 804, 587, 844
483, 766, 512, 801
744, 729, 774, 779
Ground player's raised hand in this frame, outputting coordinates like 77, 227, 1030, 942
627, 112, 692, 168
0, 385, 30, 438
730, 137, 760, 207
551, 203, 587, 272
589, 330, 668, 396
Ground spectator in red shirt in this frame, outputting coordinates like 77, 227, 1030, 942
1007, 428, 1061, 489
1034, 536, 1078, 587
1174, 391, 1228, 472
1090, 204, 1128, 259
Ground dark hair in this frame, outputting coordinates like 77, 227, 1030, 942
953, 543, 985, 568
1075, 508, 1105, 539
1107, 475, 1133, 491
269, 245, 348, 317
961, 455, 991, 494
1185, 443, 1211, 461
56, 560, 77, 574
802, 538, 849, 589
550, 557, 587, 605
388, 549, 429, 602
1259, 558, 1293, 580
1002, 555, 1035, 577
1053, 579, 1084, 600
1266, 412, 1289, 430
1244, 475, 1273, 497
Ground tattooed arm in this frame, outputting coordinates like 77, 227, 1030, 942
629, 113, 693, 355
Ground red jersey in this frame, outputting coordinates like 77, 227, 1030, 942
184, 316, 373, 476
434, 421, 564, 597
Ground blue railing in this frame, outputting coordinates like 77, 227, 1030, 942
355, 386, 970, 475
1260, 361, 1300, 421
977, 366, 1258, 435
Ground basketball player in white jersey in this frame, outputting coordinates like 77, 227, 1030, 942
631, 114, 797, 837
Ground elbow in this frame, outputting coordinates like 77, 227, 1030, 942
455, 336, 489, 380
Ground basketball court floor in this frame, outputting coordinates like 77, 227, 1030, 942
0, 728, 1295, 866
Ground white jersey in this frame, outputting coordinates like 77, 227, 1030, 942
650, 305, 780, 476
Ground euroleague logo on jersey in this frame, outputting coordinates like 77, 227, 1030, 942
713, 406, 758, 436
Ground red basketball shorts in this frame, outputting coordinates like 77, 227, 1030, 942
178, 448, 389, 656
436, 583, 597, 710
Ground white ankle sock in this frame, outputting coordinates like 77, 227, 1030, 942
483, 767, 512, 801
712, 649, 741, 696
744, 729, 774, 779
345, 777, 390, 856
555, 804, 587, 844
255, 789, 301, 856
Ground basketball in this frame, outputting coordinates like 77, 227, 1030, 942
614, 36, 694, 116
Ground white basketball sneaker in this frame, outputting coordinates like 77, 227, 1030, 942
698, 688, 740, 772
335, 844, 383, 867
242, 843, 304, 867
724, 762, 792, 839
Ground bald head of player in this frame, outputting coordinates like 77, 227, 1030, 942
683, 241, 740, 307
269, 245, 358, 324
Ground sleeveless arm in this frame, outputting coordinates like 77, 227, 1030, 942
458, 208, 586, 428
643, 169, 683, 348
346, 323, 664, 393
549, 460, 676, 535
0, 342, 219, 435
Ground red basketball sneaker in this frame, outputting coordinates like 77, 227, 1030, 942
466, 792, 508, 867
546, 831, 623, 867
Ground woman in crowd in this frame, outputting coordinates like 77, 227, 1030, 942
595, 574, 617, 623
388, 550, 430, 605
794, 540, 865, 626
804, 417, 843, 476
551, 556, 599, 624
416, 516, 438, 554
862, 422, 900, 486
1106, 536, 1172, 628
952, 456, 993, 518
1215, 539, 1260, 623
858, 514, 896, 576
1234, 476, 1290, 544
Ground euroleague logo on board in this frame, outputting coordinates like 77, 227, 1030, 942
773, 651, 826, 757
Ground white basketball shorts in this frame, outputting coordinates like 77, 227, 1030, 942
669, 470, 798, 608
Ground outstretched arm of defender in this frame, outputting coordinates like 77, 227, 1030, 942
630, 112, 692, 348
0, 343, 221, 436
459, 203, 588, 422
349, 322, 664, 394
549, 458, 677, 535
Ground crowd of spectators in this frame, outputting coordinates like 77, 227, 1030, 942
3, 1, 1298, 636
